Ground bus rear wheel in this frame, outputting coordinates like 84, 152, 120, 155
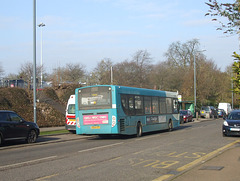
136, 122, 142, 137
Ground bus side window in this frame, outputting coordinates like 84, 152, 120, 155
173, 99, 179, 113
160, 98, 167, 114
135, 96, 144, 115
121, 95, 129, 115
152, 97, 159, 114
166, 98, 172, 114
144, 96, 152, 115
128, 96, 135, 116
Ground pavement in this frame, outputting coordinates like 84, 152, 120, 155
39, 120, 240, 181
171, 141, 240, 181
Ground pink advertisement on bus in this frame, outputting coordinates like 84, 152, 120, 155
83, 114, 109, 125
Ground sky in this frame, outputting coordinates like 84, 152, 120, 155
0, 0, 239, 76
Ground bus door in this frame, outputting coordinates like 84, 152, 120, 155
119, 95, 141, 134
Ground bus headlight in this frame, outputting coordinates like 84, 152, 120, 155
112, 116, 116, 127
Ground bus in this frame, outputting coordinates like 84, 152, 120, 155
75, 85, 179, 137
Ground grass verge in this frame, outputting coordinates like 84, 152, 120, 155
40, 129, 69, 136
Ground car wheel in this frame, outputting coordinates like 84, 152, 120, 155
26, 130, 37, 144
136, 122, 142, 137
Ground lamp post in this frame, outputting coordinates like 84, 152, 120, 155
38, 22, 45, 88
33, 0, 37, 124
193, 50, 206, 118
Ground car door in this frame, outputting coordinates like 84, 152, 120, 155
8, 112, 29, 138
0, 112, 13, 139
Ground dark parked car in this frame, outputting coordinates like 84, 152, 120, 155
0, 110, 39, 145
222, 110, 240, 136
180, 110, 193, 123
200, 106, 218, 118
218, 109, 226, 118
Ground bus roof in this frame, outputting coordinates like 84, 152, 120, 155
76, 85, 178, 98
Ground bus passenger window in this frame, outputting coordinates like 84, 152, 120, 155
160, 98, 167, 114
135, 96, 143, 115
128, 96, 135, 115
144, 96, 152, 114
152, 97, 159, 114
166, 98, 172, 113
121, 95, 129, 115
173, 99, 179, 113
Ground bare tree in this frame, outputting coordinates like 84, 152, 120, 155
113, 50, 153, 88
64, 63, 85, 83
114, 60, 139, 87
131, 50, 153, 88
18, 62, 42, 89
164, 39, 200, 68
50, 63, 85, 85
151, 39, 232, 107
90, 58, 113, 85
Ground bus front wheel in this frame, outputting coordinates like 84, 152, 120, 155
136, 122, 142, 137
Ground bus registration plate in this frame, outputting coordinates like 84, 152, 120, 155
91, 126, 100, 129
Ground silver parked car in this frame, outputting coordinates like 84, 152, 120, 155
200, 106, 218, 118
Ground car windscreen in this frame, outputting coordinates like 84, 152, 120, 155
68, 104, 75, 114
78, 86, 112, 110
228, 112, 240, 120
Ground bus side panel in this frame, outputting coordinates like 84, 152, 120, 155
172, 114, 180, 128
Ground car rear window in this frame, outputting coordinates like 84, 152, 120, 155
201, 107, 210, 111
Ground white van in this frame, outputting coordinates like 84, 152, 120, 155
65, 95, 76, 133
218, 103, 232, 115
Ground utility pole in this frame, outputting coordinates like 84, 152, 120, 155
33, 0, 37, 123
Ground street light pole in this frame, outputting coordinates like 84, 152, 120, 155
193, 50, 206, 118
33, 0, 37, 124
38, 22, 45, 89
194, 53, 197, 118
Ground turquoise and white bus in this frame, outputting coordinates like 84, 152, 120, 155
75, 85, 179, 137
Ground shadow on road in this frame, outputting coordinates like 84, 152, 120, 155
1, 136, 61, 147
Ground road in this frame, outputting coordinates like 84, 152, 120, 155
0, 119, 239, 181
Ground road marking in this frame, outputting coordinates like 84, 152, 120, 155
78, 142, 124, 153
152, 174, 174, 181
108, 156, 122, 161
153, 140, 240, 181
35, 173, 59, 181
78, 164, 96, 170
0, 156, 57, 170
177, 140, 240, 172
